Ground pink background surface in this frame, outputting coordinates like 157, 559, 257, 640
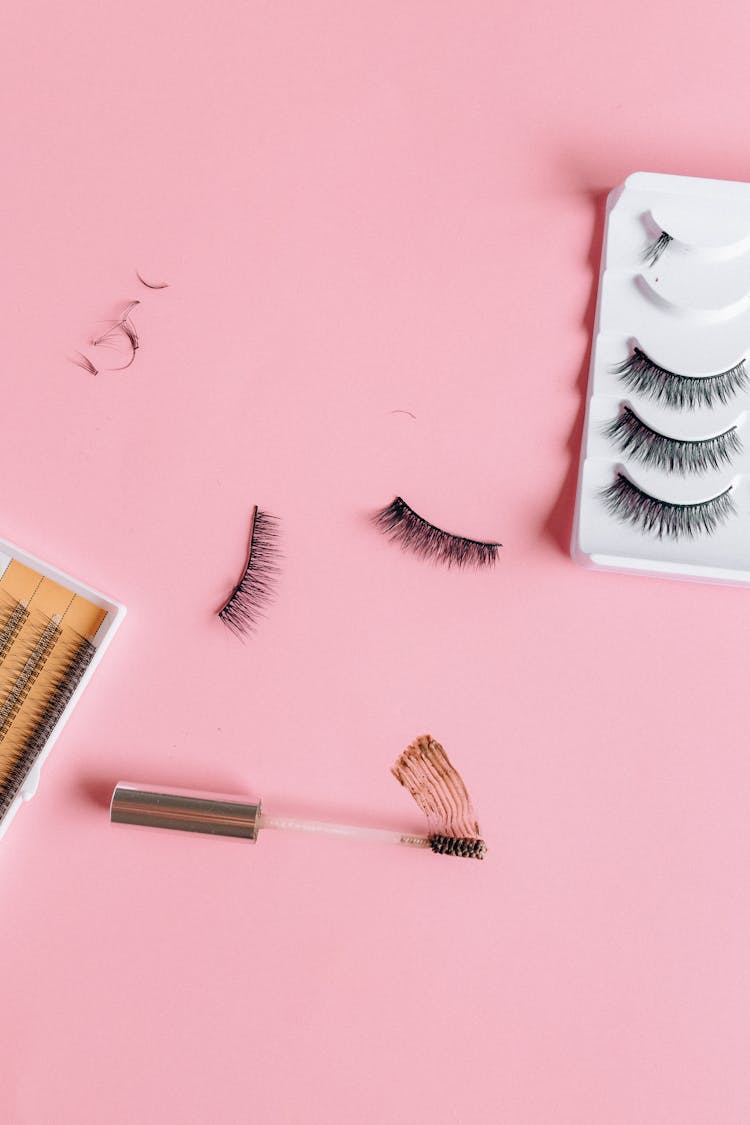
2, 3, 750, 1122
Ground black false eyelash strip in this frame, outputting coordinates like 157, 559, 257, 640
217, 507, 280, 637
644, 230, 672, 267
604, 405, 743, 475
372, 496, 500, 569
601, 472, 736, 540
614, 347, 749, 411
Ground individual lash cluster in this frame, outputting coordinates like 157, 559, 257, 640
0, 596, 94, 826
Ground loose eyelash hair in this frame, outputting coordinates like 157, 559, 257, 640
614, 347, 749, 411
644, 230, 672, 267
136, 271, 169, 290
604, 405, 743, 475
601, 472, 736, 540
373, 496, 500, 569
217, 507, 280, 637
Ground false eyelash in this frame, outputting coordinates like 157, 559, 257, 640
373, 496, 500, 568
644, 230, 672, 267
217, 507, 280, 637
614, 347, 749, 410
604, 405, 743, 475
70, 351, 98, 376
136, 270, 169, 289
601, 472, 735, 540
91, 301, 140, 347
91, 301, 140, 370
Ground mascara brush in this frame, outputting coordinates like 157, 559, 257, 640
110, 735, 487, 860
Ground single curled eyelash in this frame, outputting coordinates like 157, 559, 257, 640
136, 270, 169, 290
604, 405, 743, 475
614, 347, 749, 410
372, 496, 501, 568
217, 507, 280, 637
644, 230, 673, 267
601, 472, 735, 540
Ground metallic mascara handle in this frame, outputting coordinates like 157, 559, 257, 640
110, 782, 261, 841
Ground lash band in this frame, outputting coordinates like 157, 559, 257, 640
373, 496, 501, 569
614, 346, 749, 410
601, 471, 736, 540
604, 404, 742, 474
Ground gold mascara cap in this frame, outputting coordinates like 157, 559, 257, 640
110, 782, 261, 841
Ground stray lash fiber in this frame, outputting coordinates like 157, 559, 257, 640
92, 301, 140, 370
217, 507, 281, 638
644, 230, 672, 267
615, 347, 749, 411
136, 270, 169, 290
601, 472, 736, 540
604, 405, 742, 475
373, 496, 501, 569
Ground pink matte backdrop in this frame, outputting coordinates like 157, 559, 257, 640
2, 2, 750, 1122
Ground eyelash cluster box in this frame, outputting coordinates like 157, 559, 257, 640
0, 537, 125, 842
573, 170, 750, 586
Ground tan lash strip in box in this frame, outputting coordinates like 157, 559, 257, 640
0, 538, 125, 841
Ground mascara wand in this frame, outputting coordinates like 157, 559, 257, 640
110, 735, 487, 861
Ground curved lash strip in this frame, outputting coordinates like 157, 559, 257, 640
373, 496, 500, 569
601, 472, 735, 540
644, 230, 672, 267
614, 347, 749, 410
604, 405, 742, 475
217, 507, 280, 637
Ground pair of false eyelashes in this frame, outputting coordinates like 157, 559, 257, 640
602, 231, 747, 541
218, 498, 502, 637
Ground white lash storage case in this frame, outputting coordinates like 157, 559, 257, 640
572, 171, 750, 586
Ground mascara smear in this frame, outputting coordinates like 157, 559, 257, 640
111, 735, 487, 860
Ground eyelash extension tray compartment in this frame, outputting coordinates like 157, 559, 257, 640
0, 537, 124, 841
572, 171, 750, 586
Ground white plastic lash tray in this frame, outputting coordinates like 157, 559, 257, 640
572, 171, 750, 586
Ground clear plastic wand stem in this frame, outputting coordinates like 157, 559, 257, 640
257, 813, 430, 849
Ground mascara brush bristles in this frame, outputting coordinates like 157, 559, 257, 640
218, 507, 281, 637
70, 351, 98, 376
392, 734, 487, 859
